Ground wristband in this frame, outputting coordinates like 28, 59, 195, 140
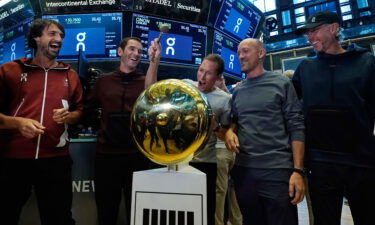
292, 168, 306, 177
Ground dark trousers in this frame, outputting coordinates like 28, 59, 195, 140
231, 166, 298, 225
0, 156, 75, 225
94, 152, 154, 225
190, 162, 217, 225
308, 161, 375, 225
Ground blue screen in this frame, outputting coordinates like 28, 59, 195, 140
213, 0, 263, 41
148, 30, 193, 61
3, 36, 25, 62
132, 13, 207, 66
307, 2, 337, 17
265, 37, 310, 52
212, 31, 245, 79
0, 18, 34, 65
43, 13, 122, 60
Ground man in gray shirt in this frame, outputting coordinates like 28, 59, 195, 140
147, 53, 231, 225
184, 54, 231, 225
225, 38, 305, 225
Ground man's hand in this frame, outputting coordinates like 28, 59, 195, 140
53, 108, 70, 124
16, 117, 45, 138
145, 38, 162, 88
148, 38, 162, 63
289, 172, 305, 205
215, 75, 229, 93
225, 128, 240, 153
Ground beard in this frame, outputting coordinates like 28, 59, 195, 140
39, 42, 61, 60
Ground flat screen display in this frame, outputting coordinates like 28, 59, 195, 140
133, 0, 210, 25
0, 18, 34, 65
43, 13, 123, 60
39, 0, 122, 14
132, 13, 207, 66
212, 31, 245, 79
306, 1, 337, 17
209, 0, 263, 41
0, 0, 34, 30
265, 37, 309, 52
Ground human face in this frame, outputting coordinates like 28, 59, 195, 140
305, 23, 336, 53
118, 39, 142, 72
237, 40, 263, 74
197, 59, 220, 93
34, 24, 64, 60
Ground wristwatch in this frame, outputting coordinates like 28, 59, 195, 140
292, 168, 306, 177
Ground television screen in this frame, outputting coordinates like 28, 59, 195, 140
208, 0, 264, 41
39, 0, 122, 14
212, 31, 245, 79
133, 0, 210, 25
0, 0, 34, 30
0, 18, 34, 65
265, 37, 310, 52
43, 13, 123, 60
131, 13, 207, 66
306, 1, 337, 17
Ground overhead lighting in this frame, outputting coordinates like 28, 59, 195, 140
0, 0, 12, 8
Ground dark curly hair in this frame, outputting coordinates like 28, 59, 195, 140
27, 18, 65, 51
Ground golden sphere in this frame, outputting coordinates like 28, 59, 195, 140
131, 79, 212, 165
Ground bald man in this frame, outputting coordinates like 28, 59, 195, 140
225, 38, 305, 225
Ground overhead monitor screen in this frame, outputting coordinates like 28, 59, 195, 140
43, 13, 123, 60
210, 0, 263, 41
131, 13, 207, 66
0, 18, 34, 65
133, 0, 210, 25
265, 37, 310, 52
39, 0, 122, 14
306, 1, 337, 17
0, 0, 34, 30
212, 31, 245, 79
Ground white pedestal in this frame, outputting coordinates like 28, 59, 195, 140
131, 165, 207, 225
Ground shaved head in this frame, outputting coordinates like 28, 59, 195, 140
239, 38, 266, 60
237, 38, 266, 77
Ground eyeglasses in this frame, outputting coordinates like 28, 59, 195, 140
304, 24, 330, 37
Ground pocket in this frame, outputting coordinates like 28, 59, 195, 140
306, 106, 360, 153
103, 112, 135, 148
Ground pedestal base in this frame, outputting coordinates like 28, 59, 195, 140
131, 165, 207, 225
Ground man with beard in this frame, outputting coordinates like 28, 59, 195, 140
0, 19, 83, 225
84, 37, 161, 225
293, 11, 375, 225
